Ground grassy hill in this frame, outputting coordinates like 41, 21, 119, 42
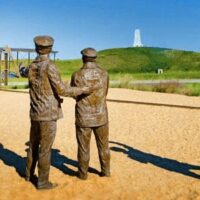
97, 47, 200, 73
55, 47, 200, 80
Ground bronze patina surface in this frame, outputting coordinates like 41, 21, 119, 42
20, 36, 90, 189
71, 47, 110, 180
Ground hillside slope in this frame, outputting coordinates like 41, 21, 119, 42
56, 47, 200, 75
97, 47, 200, 73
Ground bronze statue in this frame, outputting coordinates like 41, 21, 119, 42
20, 36, 90, 190
71, 47, 110, 180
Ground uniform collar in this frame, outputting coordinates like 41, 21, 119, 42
82, 62, 97, 69
34, 54, 49, 62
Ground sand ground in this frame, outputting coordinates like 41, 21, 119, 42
0, 88, 200, 200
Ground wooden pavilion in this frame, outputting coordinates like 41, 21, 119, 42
0, 47, 58, 85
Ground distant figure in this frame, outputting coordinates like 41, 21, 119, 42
19, 36, 90, 190
71, 47, 110, 180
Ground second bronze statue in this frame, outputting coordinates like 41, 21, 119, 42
71, 47, 110, 180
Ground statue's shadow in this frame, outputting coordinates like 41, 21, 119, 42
0, 143, 26, 177
110, 141, 200, 179
51, 149, 100, 176
1, 141, 199, 180
0, 143, 99, 179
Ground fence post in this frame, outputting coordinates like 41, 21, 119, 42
4, 52, 8, 86
0, 51, 1, 86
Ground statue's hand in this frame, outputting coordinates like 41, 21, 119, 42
63, 80, 69, 86
82, 86, 91, 94
82, 84, 102, 94
92, 83, 102, 90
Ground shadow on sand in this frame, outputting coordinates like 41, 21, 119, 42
51, 149, 100, 176
0, 143, 26, 177
0, 144, 99, 179
110, 141, 200, 179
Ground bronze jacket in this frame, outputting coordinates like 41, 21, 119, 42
71, 61, 109, 127
20, 55, 84, 121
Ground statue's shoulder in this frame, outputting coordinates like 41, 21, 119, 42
97, 65, 108, 75
72, 69, 81, 79
46, 59, 54, 65
46, 60, 57, 70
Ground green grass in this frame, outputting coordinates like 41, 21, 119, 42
110, 81, 200, 96
182, 83, 200, 96
3, 47, 200, 80
55, 59, 82, 77
1, 71, 199, 83
97, 47, 200, 73
108, 71, 200, 80
54, 47, 200, 80
2, 84, 29, 90
1, 47, 200, 96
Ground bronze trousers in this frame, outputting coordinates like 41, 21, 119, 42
25, 120, 56, 186
76, 123, 110, 178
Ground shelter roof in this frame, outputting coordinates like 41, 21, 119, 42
0, 47, 58, 53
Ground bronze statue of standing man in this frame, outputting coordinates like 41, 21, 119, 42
71, 47, 110, 180
20, 36, 90, 189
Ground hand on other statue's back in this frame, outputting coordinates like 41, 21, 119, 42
82, 83, 102, 94
82, 87, 92, 94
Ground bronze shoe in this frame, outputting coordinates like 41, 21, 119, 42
37, 182, 58, 190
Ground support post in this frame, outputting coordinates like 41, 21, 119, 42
4, 52, 8, 86
17, 51, 19, 65
28, 52, 30, 64
8, 54, 10, 72
0, 51, 2, 86
53, 52, 56, 63
0, 51, 1, 65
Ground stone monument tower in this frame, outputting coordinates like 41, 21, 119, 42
133, 28, 143, 47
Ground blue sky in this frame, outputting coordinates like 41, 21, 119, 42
0, 0, 200, 59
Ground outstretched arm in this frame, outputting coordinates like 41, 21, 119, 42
48, 63, 90, 97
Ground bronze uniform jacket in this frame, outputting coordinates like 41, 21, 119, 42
71, 62, 109, 127
21, 55, 83, 121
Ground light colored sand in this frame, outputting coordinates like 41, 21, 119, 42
0, 88, 200, 200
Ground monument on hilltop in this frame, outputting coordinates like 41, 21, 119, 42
133, 28, 143, 47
